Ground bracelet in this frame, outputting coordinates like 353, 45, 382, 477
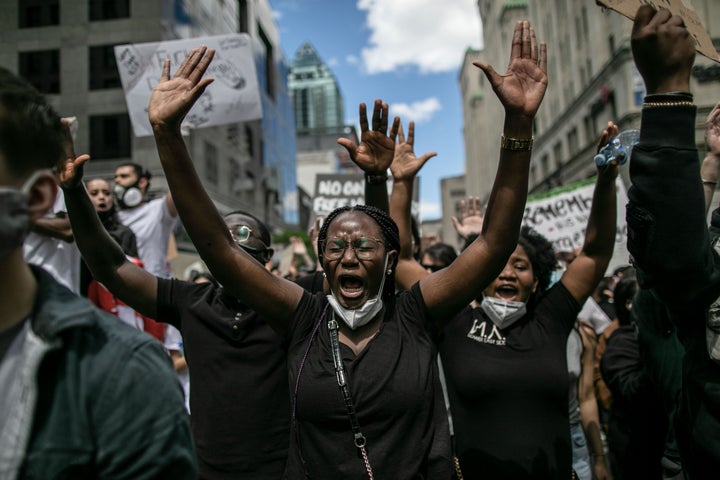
501, 134, 534, 152
643, 101, 694, 109
702, 179, 717, 185
365, 172, 388, 185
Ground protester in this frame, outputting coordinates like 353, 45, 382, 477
391, 110, 618, 478
113, 162, 177, 278
61, 152, 292, 478
420, 242, 457, 273
146, 19, 544, 478
625, 5, 720, 476
0, 67, 195, 479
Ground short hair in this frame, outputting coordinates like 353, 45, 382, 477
422, 242, 457, 268
517, 226, 556, 298
317, 205, 400, 300
116, 162, 151, 183
0, 67, 64, 178
224, 210, 271, 246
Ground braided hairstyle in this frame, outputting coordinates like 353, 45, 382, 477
317, 204, 400, 300
517, 225, 556, 305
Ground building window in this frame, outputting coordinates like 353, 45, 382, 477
553, 141, 563, 168
18, 50, 60, 94
205, 142, 218, 185
89, 45, 122, 90
238, 0, 249, 33
19, 0, 59, 28
89, 114, 131, 159
541, 154, 550, 177
258, 25, 275, 99
89, 0, 130, 21
567, 128, 578, 156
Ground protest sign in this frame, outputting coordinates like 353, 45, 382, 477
312, 174, 366, 217
114, 34, 262, 137
523, 178, 630, 273
596, 0, 720, 62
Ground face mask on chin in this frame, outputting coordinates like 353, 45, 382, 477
326, 254, 389, 330
0, 171, 46, 259
480, 295, 527, 329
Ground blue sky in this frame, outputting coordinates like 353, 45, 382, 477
269, 0, 483, 220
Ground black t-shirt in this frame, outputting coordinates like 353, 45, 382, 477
156, 278, 289, 480
285, 283, 446, 480
437, 282, 579, 479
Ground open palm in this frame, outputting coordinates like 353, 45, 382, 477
338, 99, 399, 173
390, 121, 436, 181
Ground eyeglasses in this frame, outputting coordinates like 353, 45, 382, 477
229, 225, 253, 243
323, 237, 384, 261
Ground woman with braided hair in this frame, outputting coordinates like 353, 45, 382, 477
143, 18, 546, 479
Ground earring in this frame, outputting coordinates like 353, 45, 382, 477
322, 271, 326, 278
386, 269, 392, 275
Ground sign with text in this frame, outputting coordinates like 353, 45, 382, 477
523, 178, 630, 273
114, 34, 262, 137
596, 0, 720, 62
313, 174, 366, 217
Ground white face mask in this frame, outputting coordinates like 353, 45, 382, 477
480, 295, 527, 329
326, 254, 389, 330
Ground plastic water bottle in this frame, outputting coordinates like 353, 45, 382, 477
594, 129, 640, 167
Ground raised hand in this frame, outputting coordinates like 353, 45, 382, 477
57, 118, 90, 190
596, 121, 620, 180
451, 196, 485, 240
473, 21, 547, 122
631, 6, 695, 94
338, 99, 400, 173
148, 46, 215, 130
706, 101, 720, 157
390, 121, 437, 182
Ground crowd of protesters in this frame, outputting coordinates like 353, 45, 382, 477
2, 4, 720, 480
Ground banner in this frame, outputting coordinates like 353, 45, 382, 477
596, 0, 720, 62
312, 174, 365, 217
114, 34, 262, 137
523, 178, 630, 273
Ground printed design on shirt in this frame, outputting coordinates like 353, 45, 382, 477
467, 317, 506, 345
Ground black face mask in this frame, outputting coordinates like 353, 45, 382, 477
97, 204, 117, 225
113, 181, 143, 209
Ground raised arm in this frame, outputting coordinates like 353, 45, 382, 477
148, 46, 302, 334
58, 121, 159, 318
338, 99, 400, 213
390, 120, 437, 289
561, 122, 619, 305
419, 20, 548, 321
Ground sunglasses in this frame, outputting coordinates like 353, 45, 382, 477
421, 264, 444, 273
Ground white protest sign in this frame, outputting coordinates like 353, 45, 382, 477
596, 0, 720, 62
114, 34, 262, 137
523, 178, 630, 273
313, 174, 365, 217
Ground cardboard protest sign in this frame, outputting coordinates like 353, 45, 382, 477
114, 34, 262, 137
523, 178, 630, 273
312, 174, 365, 217
596, 0, 720, 62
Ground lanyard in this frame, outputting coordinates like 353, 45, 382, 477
327, 315, 374, 479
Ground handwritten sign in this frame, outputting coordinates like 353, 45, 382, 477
312, 174, 365, 217
114, 34, 262, 137
596, 0, 720, 62
523, 178, 630, 273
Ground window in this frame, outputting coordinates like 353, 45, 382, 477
19, 0, 59, 28
89, 45, 121, 90
205, 142, 218, 185
89, 0, 129, 21
258, 25, 275, 99
567, 128, 579, 156
541, 154, 550, 177
18, 50, 60, 94
553, 141, 563, 168
89, 114, 131, 159
238, 0, 249, 33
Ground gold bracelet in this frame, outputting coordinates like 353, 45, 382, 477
702, 179, 717, 185
501, 134, 534, 152
642, 101, 694, 109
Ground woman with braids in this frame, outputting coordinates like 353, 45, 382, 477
390, 120, 620, 479
137, 19, 545, 479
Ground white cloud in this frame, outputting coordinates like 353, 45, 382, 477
357, 0, 482, 74
419, 201, 441, 219
327, 57, 339, 67
390, 97, 442, 123
345, 54, 360, 65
